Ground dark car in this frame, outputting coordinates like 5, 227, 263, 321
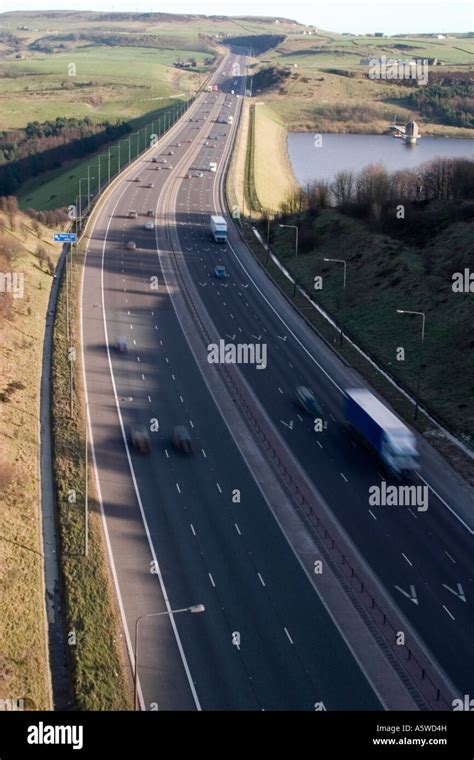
295, 386, 322, 416
171, 426, 193, 454
115, 336, 128, 353
131, 426, 151, 454
214, 265, 228, 280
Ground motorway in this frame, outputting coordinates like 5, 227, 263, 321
81, 53, 473, 709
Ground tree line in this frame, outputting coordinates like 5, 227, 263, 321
0, 117, 131, 196
273, 157, 474, 249
279, 156, 474, 215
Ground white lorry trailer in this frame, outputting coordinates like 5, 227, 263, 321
210, 215, 228, 243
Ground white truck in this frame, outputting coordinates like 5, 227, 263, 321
210, 215, 228, 243
345, 388, 420, 476
209, 161, 217, 173
227, 115, 234, 125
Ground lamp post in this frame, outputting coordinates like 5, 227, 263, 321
324, 258, 347, 346
78, 178, 90, 224
266, 214, 274, 264
279, 224, 299, 297
134, 604, 205, 710
119, 137, 129, 171
87, 164, 98, 208
129, 132, 140, 163
396, 309, 426, 420
108, 144, 120, 185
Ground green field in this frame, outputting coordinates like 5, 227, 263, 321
0, 45, 208, 129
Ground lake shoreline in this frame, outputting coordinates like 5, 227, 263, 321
287, 131, 474, 187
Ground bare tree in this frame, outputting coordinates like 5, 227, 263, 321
331, 170, 355, 206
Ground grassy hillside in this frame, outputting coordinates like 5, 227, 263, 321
253, 33, 474, 136
0, 207, 59, 709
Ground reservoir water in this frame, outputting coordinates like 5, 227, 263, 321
288, 132, 474, 185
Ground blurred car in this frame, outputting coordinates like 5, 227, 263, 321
147, 209, 154, 216
295, 386, 322, 416
128, 210, 138, 219
171, 426, 193, 454
115, 336, 128, 353
126, 240, 137, 250
214, 265, 228, 280
144, 222, 154, 230
186, 173, 193, 179
195, 171, 204, 178
135, 176, 141, 182
152, 157, 159, 163
146, 182, 154, 188
168, 151, 174, 156
131, 426, 151, 454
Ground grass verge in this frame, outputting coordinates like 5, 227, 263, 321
51, 244, 130, 709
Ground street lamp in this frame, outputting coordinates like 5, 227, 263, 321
279, 224, 299, 297
324, 258, 347, 346
78, 177, 91, 223
119, 137, 129, 171
87, 164, 99, 208
396, 309, 426, 420
134, 604, 205, 710
108, 144, 120, 184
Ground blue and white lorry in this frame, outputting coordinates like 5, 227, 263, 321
345, 388, 420, 476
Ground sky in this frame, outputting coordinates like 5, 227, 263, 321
0, 0, 473, 35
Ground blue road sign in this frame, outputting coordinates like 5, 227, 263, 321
53, 233, 77, 243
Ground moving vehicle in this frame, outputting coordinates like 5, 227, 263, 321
128, 210, 138, 219
210, 215, 228, 243
295, 386, 322, 416
345, 388, 420, 476
214, 264, 228, 279
195, 171, 204, 178
144, 222, 154, 230
146, 183, 154, 188
172, 426, 193, 454
147, 209, 154, 216
227, 116, 234, 125
209, 162, 217, 173
115, 336, 128, 353
126, 241, 137, 250
131, 426, 151, 454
